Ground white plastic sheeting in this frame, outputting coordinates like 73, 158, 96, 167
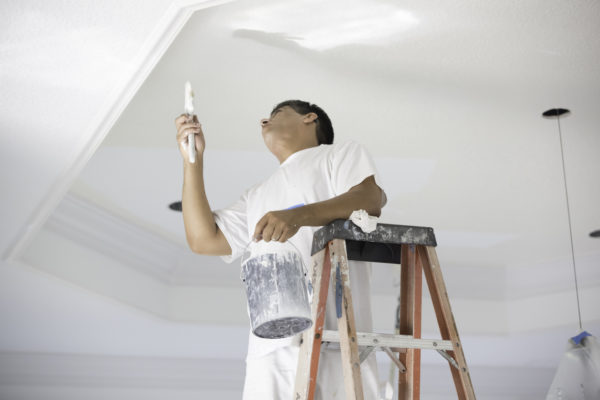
546, 332, 600, 400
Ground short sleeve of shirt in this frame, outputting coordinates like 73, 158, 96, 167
213, 191, 249, 264
330, 141, 387, 205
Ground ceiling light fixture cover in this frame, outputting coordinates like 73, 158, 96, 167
169, 201, 182, 212
543, 108, 571, 118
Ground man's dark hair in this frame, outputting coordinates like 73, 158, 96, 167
272, 100, 334, 145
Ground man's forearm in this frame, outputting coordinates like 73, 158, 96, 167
298, 177, 382, 227
182, 156, 229, 254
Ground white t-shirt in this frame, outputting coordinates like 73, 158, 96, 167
213, 141, 386, 359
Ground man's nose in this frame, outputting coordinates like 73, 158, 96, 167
260, 118, 269, 127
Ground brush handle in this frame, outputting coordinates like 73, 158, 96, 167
188, 131, 196, 163
185, 112, 196, 163
184, 81, 196, 164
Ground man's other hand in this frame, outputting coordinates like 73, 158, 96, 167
254, 209, 302, 243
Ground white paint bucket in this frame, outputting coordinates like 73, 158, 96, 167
241, 241, 312, 339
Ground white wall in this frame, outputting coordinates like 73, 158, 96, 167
0, 259, 570, 399
0, 260, 247, 399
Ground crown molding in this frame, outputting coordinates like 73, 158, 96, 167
43, 193, 185, 282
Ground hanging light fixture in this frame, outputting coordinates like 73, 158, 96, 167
543, 108, 600, 400
541, 107, 582, 330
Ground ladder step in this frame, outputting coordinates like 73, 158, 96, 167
321, 330, 453, 351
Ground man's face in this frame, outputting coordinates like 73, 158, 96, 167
260, 106, 304, 140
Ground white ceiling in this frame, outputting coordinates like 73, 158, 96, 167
2, 0, 600, 398
66, 0, 600, 293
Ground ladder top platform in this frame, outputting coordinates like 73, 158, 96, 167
311, 220, 437, 264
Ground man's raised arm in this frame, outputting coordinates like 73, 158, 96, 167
175, 114, 232, 256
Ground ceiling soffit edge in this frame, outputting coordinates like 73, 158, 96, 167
3, 0, 234, 263
30, 193, 600, 307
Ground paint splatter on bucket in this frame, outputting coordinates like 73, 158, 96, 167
241, 241, 312, 339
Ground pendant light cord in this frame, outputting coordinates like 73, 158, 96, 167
556, 115, 583, 331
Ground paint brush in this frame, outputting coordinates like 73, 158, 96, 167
184, 81, 196, 163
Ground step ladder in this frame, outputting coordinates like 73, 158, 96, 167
293, 220, 476, 399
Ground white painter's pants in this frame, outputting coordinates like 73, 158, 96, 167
242, 345, 379, 400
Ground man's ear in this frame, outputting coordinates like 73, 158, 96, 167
303, 112, 318, 124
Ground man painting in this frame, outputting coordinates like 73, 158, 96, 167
175, 100, 386, 399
